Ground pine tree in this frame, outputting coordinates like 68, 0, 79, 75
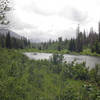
57, 37, 63, 51
6, 31, 11, 48
83, 30, 87, 46
69, 38, 76, 52
76, 32, 83, 52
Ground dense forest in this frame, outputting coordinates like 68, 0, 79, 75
0, 31, 30, 49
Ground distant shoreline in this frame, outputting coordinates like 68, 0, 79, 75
19, 48, 100, 57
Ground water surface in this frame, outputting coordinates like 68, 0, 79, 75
24, 52, 100, 69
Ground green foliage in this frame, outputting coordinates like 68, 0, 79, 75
0, 48, 100, 100
81, 49, 91, 55
32, 23, 100, 56
50, 53, 64, 65
92, 41, 100, 54
69, 38, 76, 52
89, 65, 100, 84
0, 32, 30, 49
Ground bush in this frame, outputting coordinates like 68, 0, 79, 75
50, 53, 64, 65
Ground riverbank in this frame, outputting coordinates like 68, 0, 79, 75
18, 48, 100, 57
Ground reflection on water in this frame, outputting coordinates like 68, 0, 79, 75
24, 52, 100, 69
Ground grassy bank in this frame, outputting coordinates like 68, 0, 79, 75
18, 48, 100, 57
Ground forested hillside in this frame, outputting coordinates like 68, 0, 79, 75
0, 31, 30, 49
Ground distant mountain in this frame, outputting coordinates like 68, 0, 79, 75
0, 28, 21, 39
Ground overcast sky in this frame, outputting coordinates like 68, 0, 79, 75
9, 0, 100, 42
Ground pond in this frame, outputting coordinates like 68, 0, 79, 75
24, 52, 100, 69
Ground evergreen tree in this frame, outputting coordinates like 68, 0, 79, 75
6, 31, 11, 48
76, 32, 83, 52
1, 38, 5, 48
57, 37, 63, 51
92, 41, 100, 54
69, 38, 73, 52
69, 38, 76, 52
83, 30, 87, 46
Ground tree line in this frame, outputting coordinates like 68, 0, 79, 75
0, 31, 30, 49
38, 22, 100, 54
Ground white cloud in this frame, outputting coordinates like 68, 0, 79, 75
9, 0, 100, 42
